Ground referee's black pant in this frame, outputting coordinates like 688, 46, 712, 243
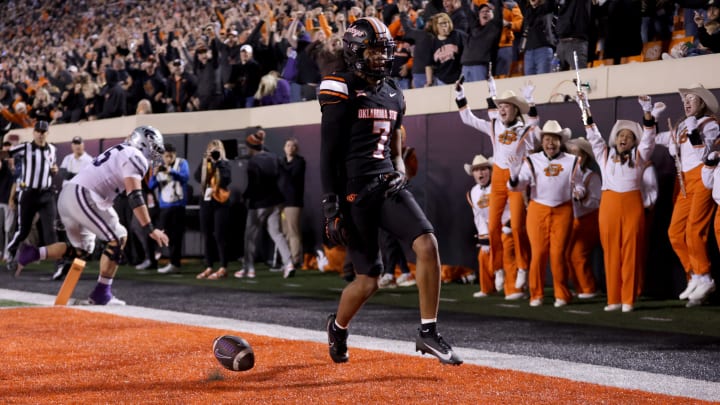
7, 189, 57, 255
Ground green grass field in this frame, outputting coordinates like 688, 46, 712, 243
10, 259, 720, 337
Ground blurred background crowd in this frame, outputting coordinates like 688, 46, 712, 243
0, 0, 717, 136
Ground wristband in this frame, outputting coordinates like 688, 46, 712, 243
456, 97, 468, 109
142, 223, 155, 235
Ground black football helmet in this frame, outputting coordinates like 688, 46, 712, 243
343, 17, 395, 78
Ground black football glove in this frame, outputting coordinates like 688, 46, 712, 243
384, 170, 407, 198
322, 193, 348, 246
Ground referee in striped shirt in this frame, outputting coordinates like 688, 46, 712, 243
6, 120, 59, 272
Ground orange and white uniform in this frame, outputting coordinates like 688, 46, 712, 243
567, 167, 601, 296
588, 121, 656, 308
459, 108, 535, 278
466, 182, 520, 296
656, 116, 719, 280
509, 151, 583, 304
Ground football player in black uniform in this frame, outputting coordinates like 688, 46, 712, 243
319, 17, 462, 366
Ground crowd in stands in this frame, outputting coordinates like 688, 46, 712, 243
0, 0, 718, 135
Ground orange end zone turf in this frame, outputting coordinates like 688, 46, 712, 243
0, 307, 711, 404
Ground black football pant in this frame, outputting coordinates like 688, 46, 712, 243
7, 189, 57, 255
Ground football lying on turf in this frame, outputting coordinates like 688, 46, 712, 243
212, 335, 255, 371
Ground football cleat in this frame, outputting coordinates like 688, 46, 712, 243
77, 296, 127, 306
326, 314, 349, 363
416, 328, 463, 365
14, 244, 40, 277
52, 263, 70, 281
84, 284, 126, 305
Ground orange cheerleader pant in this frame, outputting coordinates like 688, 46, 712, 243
476, 233, 521, 295
599, 190, 645, 306
667, 166, 715, 276
526, 201, 573, 302
488, 165, 531, 273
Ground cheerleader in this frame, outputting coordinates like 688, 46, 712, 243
455, 78, 537, 292
564, 137, 601, 299
656, 84, 718, 307
580, 93, 657, 312
464, 155, 524, 299
508, 120, 585, 307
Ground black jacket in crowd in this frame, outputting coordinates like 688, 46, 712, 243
556, 0, 592, 41
97, 68, 127, 119
523, 0, 558, 51
400, 11, 435, 76
461, 1, 503, 66
166, 72, 198, 113
278, 154, 306, 208
244, 151, 284, 209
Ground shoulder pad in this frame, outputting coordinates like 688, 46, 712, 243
318, 72, 354, 107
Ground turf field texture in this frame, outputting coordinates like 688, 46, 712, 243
2, 261, 719, 403
0, 300, 717, 404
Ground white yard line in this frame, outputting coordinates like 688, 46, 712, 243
2, 288, 718, 401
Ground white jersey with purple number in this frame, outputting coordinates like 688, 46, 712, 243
70, 143, 148, 209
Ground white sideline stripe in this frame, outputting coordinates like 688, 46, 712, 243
1, 288, 718, 401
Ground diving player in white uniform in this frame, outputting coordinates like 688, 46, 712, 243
15, 126, 169, 305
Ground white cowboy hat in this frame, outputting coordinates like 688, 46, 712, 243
566, 137, 596, 165
608, 120, 643, 147
495, 90, 530, 115
678, 83, 719, 114
464, 154, 493, 175
537, 120, 571, 143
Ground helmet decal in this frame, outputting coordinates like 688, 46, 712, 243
127, 126, 165, 165
343, 17, 395, 78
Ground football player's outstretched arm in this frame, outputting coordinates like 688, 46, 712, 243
319, 101, 350, 246
320, 102, 347, 195
124, 176, 169, 247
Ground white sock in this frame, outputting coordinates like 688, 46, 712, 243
334, 320, 347, 330
421, 318, 437, 324
98, 276, 113, 285
39, 247, 47, 260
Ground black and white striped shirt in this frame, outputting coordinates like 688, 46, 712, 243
9, 142, 57, 190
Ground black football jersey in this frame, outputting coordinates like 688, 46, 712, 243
319, 71, 406, 182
